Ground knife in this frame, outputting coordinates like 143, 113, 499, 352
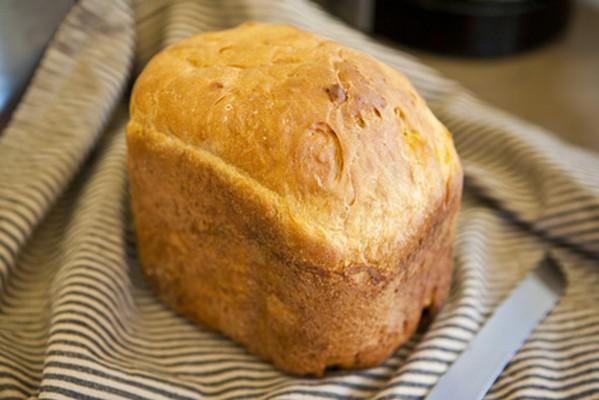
425, 254, 565, 400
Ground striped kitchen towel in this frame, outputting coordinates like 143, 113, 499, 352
1, 0, 598, 399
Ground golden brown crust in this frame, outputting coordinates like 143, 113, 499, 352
129, 22, 461, 273
127, 22, 463, 375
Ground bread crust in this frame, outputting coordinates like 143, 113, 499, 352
127, 22, 463, 375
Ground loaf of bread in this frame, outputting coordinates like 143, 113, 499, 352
127, 22, 462, 376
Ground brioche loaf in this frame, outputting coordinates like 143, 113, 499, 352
127, 22, 462, 376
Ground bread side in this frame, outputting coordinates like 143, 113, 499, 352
127, 124, 461, 375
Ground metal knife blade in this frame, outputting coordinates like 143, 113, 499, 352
425, 254, 565, 400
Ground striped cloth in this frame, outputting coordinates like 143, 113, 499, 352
1, 0, 598, 399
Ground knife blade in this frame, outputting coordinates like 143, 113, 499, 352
425, 254, 565, 400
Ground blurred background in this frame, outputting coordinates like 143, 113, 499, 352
1, 0, 598, 149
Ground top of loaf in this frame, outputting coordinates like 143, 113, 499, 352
129, 22, 461, 271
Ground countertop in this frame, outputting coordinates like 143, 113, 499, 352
408, 0, 599, 151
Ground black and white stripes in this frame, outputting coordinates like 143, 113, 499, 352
1, 0, 598, 398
